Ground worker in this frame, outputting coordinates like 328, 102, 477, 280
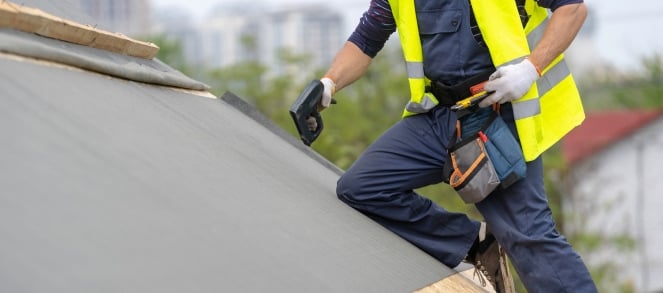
312, 0, 597, 292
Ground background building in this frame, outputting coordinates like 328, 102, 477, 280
150, 4, 344, 76
261, 5, 344, 75
77, 0, 152, 36
562, 110, 663, 292
71, 1, 345, 76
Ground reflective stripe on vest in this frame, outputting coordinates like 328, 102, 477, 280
391, 0, 438, 116
392, 0, 585, 161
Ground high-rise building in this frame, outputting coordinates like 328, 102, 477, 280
155, 4, 344, 76
260, 6, 344, 75
77, 0, 152, 37
193, 7, 262, 69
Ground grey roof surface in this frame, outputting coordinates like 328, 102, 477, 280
0, 29, 208, 90
0, 40, 459, 293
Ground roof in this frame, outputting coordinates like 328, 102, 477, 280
562, 109, 663, 166
0, 1, 487, 292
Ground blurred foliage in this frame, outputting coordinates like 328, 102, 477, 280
578, 54, 663, 110
149, 34, 193, 76
148, 34, 663, 292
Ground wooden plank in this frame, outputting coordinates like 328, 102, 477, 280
413, 262, 521, 293
413, 272, 491, 293
0, 1, 159, 59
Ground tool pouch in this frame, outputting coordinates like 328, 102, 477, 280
482, 112, 527, 189
446, 133, 501, 204
443, 108, 526, 203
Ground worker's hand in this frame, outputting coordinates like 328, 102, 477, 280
479, 58, 540, 108
307, 77, 336, 131
318, 77, 336, 112
306, 115, 318, 132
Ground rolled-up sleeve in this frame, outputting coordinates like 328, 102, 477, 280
347, 0, 396, 58
536, 0, 583, 11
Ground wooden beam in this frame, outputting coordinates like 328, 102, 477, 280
413, 272, 491, 293
0, 1, 159, 59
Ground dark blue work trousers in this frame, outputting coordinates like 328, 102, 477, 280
336, 105, 597, 292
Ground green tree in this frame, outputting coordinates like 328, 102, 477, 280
578, 54, 663, 110
147, 34, 192, 76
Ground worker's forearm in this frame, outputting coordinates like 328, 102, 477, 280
528, 3, 587, 71
323, 42, 372, 93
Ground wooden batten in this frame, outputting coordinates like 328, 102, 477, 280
0, 1, 159, 59
413, 273, 491, 293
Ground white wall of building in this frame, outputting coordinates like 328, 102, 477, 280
565, 118, 663, 292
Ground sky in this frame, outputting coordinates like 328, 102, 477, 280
151, 0, 663, 72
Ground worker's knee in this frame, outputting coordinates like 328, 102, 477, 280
336, 170, 376, 207
336, 172, 358, 203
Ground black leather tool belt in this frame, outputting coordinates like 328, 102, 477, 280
427, 70, 493, 108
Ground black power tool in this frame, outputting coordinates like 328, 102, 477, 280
289, 80, 335, 146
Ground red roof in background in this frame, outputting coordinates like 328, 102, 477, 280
562, 109, 663, 166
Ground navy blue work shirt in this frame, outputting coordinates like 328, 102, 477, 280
348, 0, 583, 85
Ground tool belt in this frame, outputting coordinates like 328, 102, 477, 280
427, 70, 493, 108
442, 107, 527, 204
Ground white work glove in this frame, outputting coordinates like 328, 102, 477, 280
307, 77, 336, 131
318, 77, 336, 111
479, 58, 540, 108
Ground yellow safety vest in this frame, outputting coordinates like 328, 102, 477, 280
392, 0, 585, 161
